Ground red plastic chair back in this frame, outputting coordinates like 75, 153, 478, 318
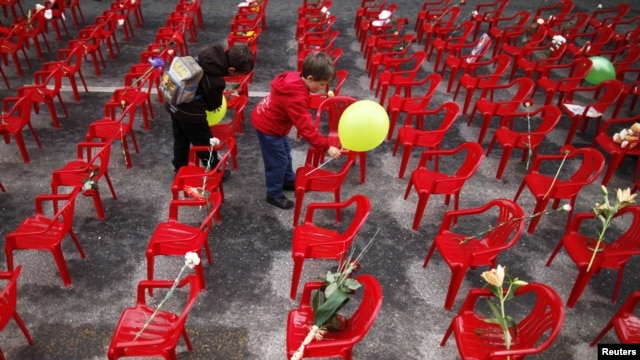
514, 146, 605, 233
393, 102, 460, 179
286, 274, 383, 359
0, 96, 41, 163
424, 198, 525, 309
591, 291, 640, 345
0, 266, 33, 347
404, 142, 485, 230
594, 114, 640, 186
546, 205, 640, 307
289, 194, 371, 299
442, 283, 565, 358
107, 275, 200, 359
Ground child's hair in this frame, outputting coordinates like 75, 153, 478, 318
301, 52, 335, 82
227, 44, 255, 74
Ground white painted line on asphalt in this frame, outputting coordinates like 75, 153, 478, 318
59, 85, 270, 98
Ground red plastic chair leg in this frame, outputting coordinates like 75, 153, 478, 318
566, 268, 595, 308
290, 256, 303, 299
444, 265, 466, 310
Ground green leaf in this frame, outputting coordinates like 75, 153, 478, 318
485, 300, 503, 322
324, 282, 338, 299
326, 271, 336, 283
314, 288, 349, 326
343, 278, 362, 291
506, 315, 518, 338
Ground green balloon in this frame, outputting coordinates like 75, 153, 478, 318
584, 56, 616, 85
338, 100, 389, 152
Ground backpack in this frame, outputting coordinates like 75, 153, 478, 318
160, 56, 204, 105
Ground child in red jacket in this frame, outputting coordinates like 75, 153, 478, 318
251, 52, 341, 209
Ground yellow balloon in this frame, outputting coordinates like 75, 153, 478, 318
338, 100, 389, 152
206, 96, 227, 126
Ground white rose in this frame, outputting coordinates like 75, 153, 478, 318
536, 18, 544, 25
210, 137, 221, 146
378, 10, 392, 20
184, 252, 201, 269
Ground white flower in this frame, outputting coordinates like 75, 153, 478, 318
471, 10, 479, 18
83, 181, 94, 191
210, 137, 220, 146
321, 6, 328, 14
536, 18, 545, 25
35, 3, 45, 11
184, 252, 201, 269
597, 4, 603, 9
561, 204, 572, 212
327, 90, 334, 97
481, 265, 505, 287
378, 10, 392, 20
117, 19, 125, 26
552, 35, 566, 44
44, 9, 52, 20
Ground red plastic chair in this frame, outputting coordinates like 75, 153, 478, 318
467, 77, 535, 144
453, 54, 511, 115
583, 3, 631, 33
603, 15, 640, 50
594, 115, 640, 186
44, 0, 69, 41
4, 189, 83, 287
0, 266, 34, 350
146, 192, 222, 293
385, 73, 443, 140
563, 26, 615, 61
487, 10, 532, 58
510, 38, 567, 83
0, 0, 25, 22
535, 57, 593, 106
110, 72, 157, 131
290, 194, 371, 299
393, 102, 460, 179
0, 22, 31, 77
176, 0, 201, 29
373, 50, 427, 106
154, 27, 189, 57
439, 33, 493, 93
210, 95, 248, 170
513, 146, 605, 234
499, 24, 548, 74
68, 36, 107, 77
416, 4, 460, 51
534, 0, 575, 24
23, 8, 50, 59
298, 45, 342, 72
441, 283, 565, 359
86, 101, 139, 169
486, 105, 562, 179
366, 36, 415, 91
17, 67, 69, 129
307, 68, 347, 111
365, 32, 414, 71
591, 291, 640, 346
171, 139, 233, 212
546, 11, 590, 39
51, 142, 117, 221
414, 0, 451, 32
296, 14, 335, 41
559, 79, 624, 145
0, 61, 9, 88
424, 198, 525, 310
67, 0, 85, 27
356, 3, 399, 47
166, 10, 198, 44
293, 149, 358, 226
546, 205, 640, 308
404, 142, 485, 231
107, 275, 200, 360
309, 96, 367, 184
0, 96, 41, 163
354, 0, 386, 32
428, 21, 477, 72
42, 45, 89, 103
469, 0, 509, 41
612, 65, 640, 119
286, 274, 383, 360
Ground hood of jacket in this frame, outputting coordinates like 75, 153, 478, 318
197, 45, 229, 77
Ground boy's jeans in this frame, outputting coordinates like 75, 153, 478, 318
256, 130, 295, 199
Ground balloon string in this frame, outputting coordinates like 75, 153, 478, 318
304, 147, 343, 176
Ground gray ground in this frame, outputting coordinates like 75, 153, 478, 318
0, 0, 639, 359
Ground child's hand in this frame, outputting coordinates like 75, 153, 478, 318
327, 146, 341, 159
